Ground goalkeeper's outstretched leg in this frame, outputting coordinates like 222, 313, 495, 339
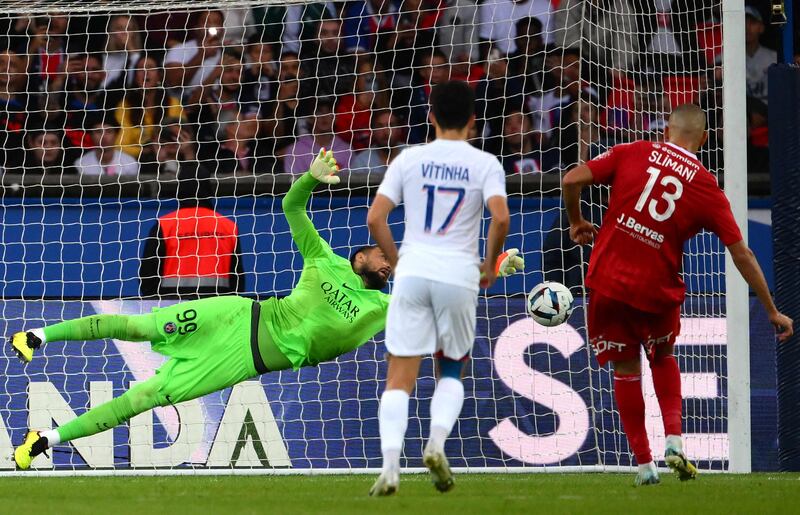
10, 296, 266, 469
14, 375, 166, 469
10, 313, 159, 363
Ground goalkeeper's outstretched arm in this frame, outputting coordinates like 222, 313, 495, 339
282, 149, 341, 260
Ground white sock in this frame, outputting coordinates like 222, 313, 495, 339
30, 328, 46, 344
665, 434, 683, 452
426, 377, 464, 454
379, 389, 409, 474
40, 429, 60, 447
638, 461, 657, 474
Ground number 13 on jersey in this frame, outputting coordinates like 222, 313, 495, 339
423, 184, 466, 234
635, 166, 684, 222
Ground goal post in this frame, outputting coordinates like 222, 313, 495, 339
721, 0, 751, 474
0, 0, 756, 474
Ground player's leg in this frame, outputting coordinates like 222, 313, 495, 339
421, 282, 477, 493
10, 313, 159, 362
589, 292, 658, 485
371, 277, 434, 497
14, 374, 166, 469
649, 310, 697, 481
611, 357, 659, 485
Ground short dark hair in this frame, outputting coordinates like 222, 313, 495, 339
349, 245, 377, 266
515, 16, 543, 36
430, 80, 475, 130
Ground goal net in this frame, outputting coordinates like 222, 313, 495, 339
0, 0, 742, 473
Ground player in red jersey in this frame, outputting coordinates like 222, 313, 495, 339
562, 103, 793, 486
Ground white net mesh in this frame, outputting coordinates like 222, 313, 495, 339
0, 0, 731, 472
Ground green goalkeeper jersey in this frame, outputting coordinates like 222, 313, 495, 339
257, 173, 390, 370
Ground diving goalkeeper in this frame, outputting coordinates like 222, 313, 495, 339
9, 150, 524, 469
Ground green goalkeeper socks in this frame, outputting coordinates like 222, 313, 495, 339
56, 377, 163, 444
57, 391, 137, 443
43, 314, 159, 344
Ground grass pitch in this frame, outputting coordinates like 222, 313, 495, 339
1, 473, 799, 514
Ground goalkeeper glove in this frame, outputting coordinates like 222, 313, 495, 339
495, 248, 525, 277
309, 148, 341, 185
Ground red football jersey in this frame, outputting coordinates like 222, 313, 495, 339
585, 140, 743, 313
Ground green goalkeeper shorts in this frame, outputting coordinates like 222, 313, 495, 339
149, 295, 260, 405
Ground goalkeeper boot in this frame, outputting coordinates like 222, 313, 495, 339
14, 431, 49, 470
369, 470, 399, 497
423, 446, 455, 493
9, 331, 42, 363
634, 462, 661, 486
665, 441, 697, 481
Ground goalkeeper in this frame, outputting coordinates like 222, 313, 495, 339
9, 150, 525, 469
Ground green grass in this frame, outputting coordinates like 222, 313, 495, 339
1, 473, 799, 514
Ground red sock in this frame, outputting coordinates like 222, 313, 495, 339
651, 354, 683, 436
614, 372, 652, 465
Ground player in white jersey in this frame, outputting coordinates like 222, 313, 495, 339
367, 80, 514, 496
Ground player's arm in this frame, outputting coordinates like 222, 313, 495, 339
480, 195, 510, 289
728, 240, 793, 341
282, 149, 340, 260
367, 151, 404, 268
367, 194, 398, 268
562, 164, 598, 245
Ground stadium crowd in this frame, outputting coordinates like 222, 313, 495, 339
0, 0, 790, 181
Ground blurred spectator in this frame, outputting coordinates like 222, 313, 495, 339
646, 8, 680, 55
141, 10, 191, 49
342, 0, 399, 53
351, 109, 405, 174
23, 125, 74, 176
508, 16, 546, 95
45, 53, 110, 151
102, 14, 144, 91
74, 118, 139, 177
26, 14, 69, 92
747, 97, 769, 175
528, 47, 596, 138
500, 108, 542, 174
377, 0, 440, 87
475, 46, 524, 155
406, 49, 450, 144
0, 50, 30, 173
3, 15, 34, 54
744, 5, 774, 104
604, 77, 666, 142
200, 111, 276, 175
245, 36, 278, 103
164, 9, 225, 101
438, 0, 480, 63
298, 19, 357, 110
551, 0, 641, 72
335, 56, 388, 151
221, 7, 257, 45
558, 96, 613, 170
114, 56, 184, 162
260, 68, 301, 153
278, 50, 300, 81
280, 100, 352, 174
478, 0, 551, 56
195, 48, 259, 147
139, 167, 244, 298
141, 120, 213, 181
282, 2, 339, 53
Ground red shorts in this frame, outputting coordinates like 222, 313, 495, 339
587, 291, 681, 366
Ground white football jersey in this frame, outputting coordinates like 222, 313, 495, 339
377, 139, 507, 290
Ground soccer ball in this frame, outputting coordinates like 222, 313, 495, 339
527, 282, 574, 327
